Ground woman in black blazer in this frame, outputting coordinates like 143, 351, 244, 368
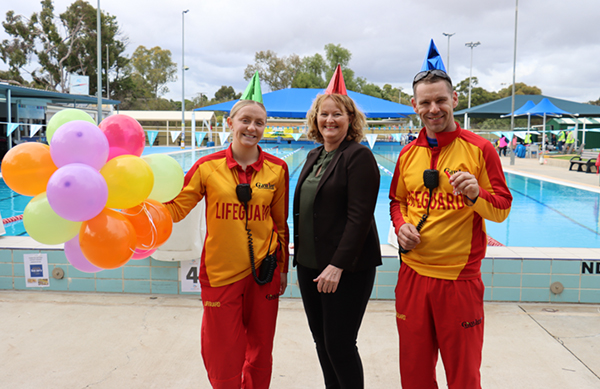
293, 82, 381, 388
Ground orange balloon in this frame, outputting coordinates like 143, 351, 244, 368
1, 143, 57, 196
79, 208, 137, 269
121, 199, 173, 250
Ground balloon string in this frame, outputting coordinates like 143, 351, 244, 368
117, 202, 158, 250
142, 202, 158, 249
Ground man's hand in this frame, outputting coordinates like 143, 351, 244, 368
397, 223, 420, 251
449, 171, 480, 201
314, 264, 343, 293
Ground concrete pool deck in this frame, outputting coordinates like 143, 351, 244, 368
500, 153, 600, 190
1, 291, 599, 388
1, 150, 599, 388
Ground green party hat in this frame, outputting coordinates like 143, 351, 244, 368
241, 71, 263, 104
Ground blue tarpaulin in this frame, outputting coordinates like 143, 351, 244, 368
195, 88, 415, 119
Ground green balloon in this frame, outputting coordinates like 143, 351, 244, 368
46, 109, 96, 144
142, 154, 184, 203
23, 193, 82, 245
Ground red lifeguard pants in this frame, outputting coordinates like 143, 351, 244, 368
200, 271, 281, 389
395, 264, 484, 389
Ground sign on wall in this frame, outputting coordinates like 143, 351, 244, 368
23, 254, 49, 287
180, 259, 201, 293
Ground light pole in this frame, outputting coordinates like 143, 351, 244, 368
181, 9, 189, 149
442, 32, 455, 74
464, 41, 480, 129
510, 0, 519, 165
96, 0, 102, 124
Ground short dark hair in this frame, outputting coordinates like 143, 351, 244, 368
412, 70, 453, 97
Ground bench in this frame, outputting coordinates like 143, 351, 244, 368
569, 151, 599, 173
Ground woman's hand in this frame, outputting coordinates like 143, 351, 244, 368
279, 272, 288, 295
313, 264, 343, 293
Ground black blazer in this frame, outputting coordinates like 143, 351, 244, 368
293, 139, 382, 272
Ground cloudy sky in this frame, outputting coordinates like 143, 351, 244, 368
3, 0, 599, 105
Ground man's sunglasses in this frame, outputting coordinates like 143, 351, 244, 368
412, 69, 452, 88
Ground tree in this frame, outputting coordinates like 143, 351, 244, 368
109, 72, 153, 110
244, 50, 301, 91
244, 44, 365, 91
454, 77, 499, 112
213, 85, 240, 102
129, 45, 177, 98
59, 0, 128, 98
244, 44, 406, 97
381, 84, 412, 104
291, 53, 327, 88
0, 0, 128, 96
497, 83, 542, 98
588, 98, 600, 106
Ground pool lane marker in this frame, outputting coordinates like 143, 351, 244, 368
2, 214, 23, 225
377, 163, 393, 177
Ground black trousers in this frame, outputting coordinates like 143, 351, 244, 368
297, 264, 376, 389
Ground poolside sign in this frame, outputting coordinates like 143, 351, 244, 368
582, 261, 600, 274
23, 254, 50, 287
181, 259, 201, 292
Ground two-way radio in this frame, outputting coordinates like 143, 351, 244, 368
236, 184, 277, 285
399, 169, 439, 254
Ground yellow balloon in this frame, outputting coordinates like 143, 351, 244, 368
100, 155, 154, 209
23, 193, 82, 245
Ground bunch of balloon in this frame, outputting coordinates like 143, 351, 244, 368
1, 109, 184, 273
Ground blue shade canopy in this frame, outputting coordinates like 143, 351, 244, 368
420, 39, 447, 72
455, 95, 600, 118
195, 88, 415, 118
501, 100, 541, 118
512, 100, 537, 116
526, 98, 571, 116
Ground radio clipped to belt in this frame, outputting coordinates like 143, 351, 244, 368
236, 183, 278, 285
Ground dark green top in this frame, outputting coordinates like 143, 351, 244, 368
296, 148, 337, 269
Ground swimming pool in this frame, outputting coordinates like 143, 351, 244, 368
1, 143, 599, 248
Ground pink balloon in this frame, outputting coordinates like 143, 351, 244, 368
65, 235, 102, 273
131, 247, 157, 260
50, 120, 109, 169
98, 115, 146, 160
46, 163, 108, 222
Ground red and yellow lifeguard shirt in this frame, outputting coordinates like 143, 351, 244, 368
165, 145, 289, 287
390, 123, 512, 280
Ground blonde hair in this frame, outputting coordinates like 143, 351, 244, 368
230, 100, 267, 119
306, 94, 366, 144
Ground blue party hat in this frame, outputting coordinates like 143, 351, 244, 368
420, 39, 447, 72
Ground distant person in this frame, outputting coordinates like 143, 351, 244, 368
390, 43, 513, 388
408, 130, 416, 142
165, 73, 289, 388
294, 65, 381, 389
497, 135, 508, 156
565, 130, 576, 154
524, 133, 532, 145
557, 130, 566, 152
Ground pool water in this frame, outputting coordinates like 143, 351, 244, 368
1, 143, 599, 248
